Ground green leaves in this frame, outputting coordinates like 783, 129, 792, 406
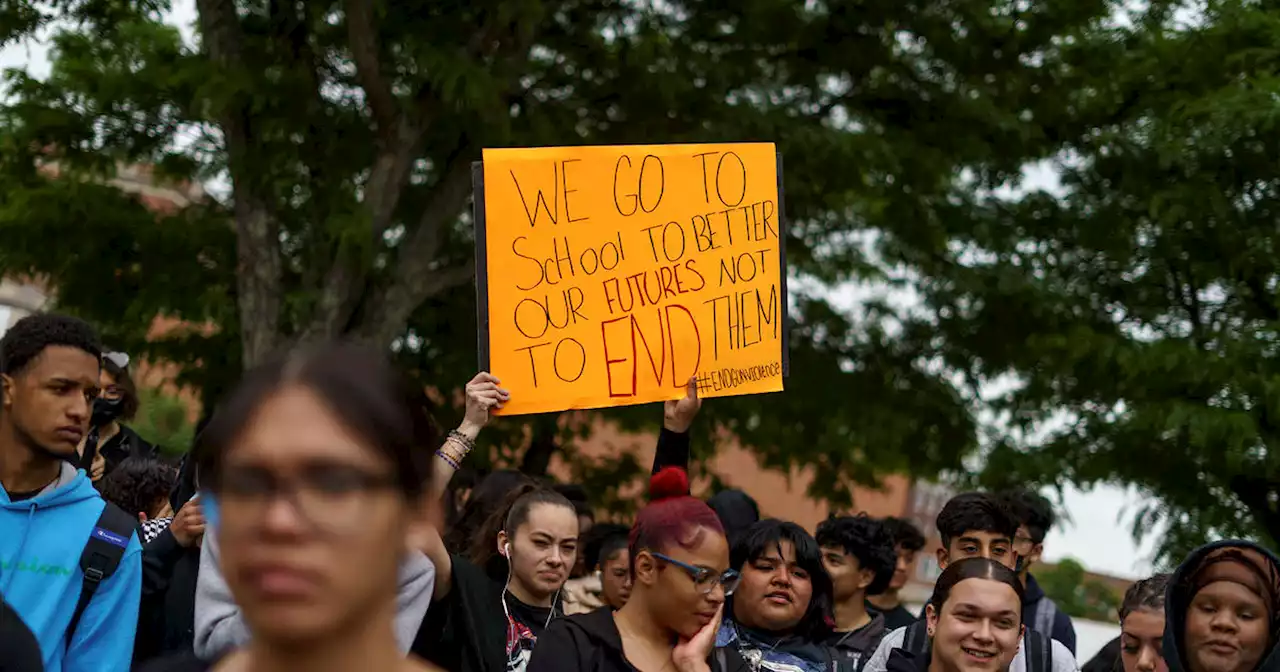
0, 0, 1123, 513
919, 0, 1280, 563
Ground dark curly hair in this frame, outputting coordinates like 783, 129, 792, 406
880, 517, 926, 552
1000, 488, 1056, 544
0, 313, 101, 377
98, 457, 177, 519
816, 515, 899, 596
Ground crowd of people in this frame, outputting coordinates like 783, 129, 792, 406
0, 312, 1278, 672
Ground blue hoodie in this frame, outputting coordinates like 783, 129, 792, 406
1, 461, 143, 672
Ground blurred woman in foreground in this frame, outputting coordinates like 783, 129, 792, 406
146, 343, 443, 672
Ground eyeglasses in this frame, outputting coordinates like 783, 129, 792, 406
651, 552, 740, 596
103, 351, 130, 369
215, 465, 400, 535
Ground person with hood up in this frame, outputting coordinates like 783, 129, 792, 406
817, 515, 899, 669
0, 313, 142, 672
527, 467, 747, 672
1164, 541, 1280, 672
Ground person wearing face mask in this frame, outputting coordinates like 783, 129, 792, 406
885, 558, 1026, 672
1165, 541, 1280, 672
864, 493, 1076, 672
79, 351, 156, 483
714, 518, 845, 672
1119, 573, 1171, 672
1001, 490, 1076, 655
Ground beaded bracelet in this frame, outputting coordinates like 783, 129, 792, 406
435, 448, 461, 470
447, 430, 477, 453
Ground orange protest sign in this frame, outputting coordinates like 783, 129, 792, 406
473, 142, 787, 415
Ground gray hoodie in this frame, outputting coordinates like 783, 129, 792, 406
193, 531, 435, 660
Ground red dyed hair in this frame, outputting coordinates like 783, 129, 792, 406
630, 468, 725, 563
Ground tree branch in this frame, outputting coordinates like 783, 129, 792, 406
344, 0, 399, 141
355, 144, 478, 348
1230, 474, 1280, 545
196, 0, 282, 367
299, 0, 429, 343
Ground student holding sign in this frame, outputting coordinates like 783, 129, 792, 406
413, 374, 581, 672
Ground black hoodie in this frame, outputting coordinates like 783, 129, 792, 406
527, 609, 750, 672
0, 596, 42, 672
1164, 540, 1280, 672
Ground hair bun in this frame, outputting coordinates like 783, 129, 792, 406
649, 467, 691, 501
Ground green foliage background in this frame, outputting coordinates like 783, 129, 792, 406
5, 0, 1280, 561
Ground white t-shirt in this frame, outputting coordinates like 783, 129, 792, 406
862, 625, 1079, 672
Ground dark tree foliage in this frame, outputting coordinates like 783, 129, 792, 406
0, 0, 1113, 509
905, 0, 1280, 561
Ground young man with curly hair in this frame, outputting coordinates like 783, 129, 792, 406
817, 515, 899, 669
0, 313, 142, 672
866, 517, 926, 630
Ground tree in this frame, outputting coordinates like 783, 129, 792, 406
900, 0, 1280, 561
0, 0, 1116, 504
131, 387, 196, 456
1036, 558, 1121, 622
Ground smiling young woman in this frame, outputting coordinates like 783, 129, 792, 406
883, 558, 1025, 672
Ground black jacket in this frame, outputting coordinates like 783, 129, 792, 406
100, 425, 158, 476
1164, 540, 1280, 672
827, 611, 887, 670
133, 454, 201, 668
0, 597, 42, 672
412, 555, 525, 672
527, 609, 748, 672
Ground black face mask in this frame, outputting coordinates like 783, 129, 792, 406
91, 396, 125, 429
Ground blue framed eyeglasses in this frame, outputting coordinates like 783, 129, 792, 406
651, 552, 740, 596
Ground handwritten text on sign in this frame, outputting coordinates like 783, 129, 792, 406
481, 143, 784, 415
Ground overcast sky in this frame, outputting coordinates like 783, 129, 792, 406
0, 2, 1165, 581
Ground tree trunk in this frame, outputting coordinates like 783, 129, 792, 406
196, 0, 283, 369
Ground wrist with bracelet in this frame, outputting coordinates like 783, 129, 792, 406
435, 429, 478, 470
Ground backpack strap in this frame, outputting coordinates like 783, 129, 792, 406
903, 619, 929, 657
714, 648, 728, 672
1025, 630, 1051, 672
65, 502, 136, 649
1034, 599, 1057, 639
